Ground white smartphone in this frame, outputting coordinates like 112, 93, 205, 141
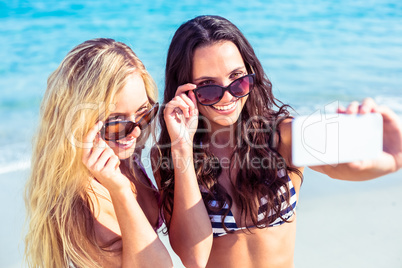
291, 112, 383, 167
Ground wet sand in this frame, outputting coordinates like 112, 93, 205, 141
2, 167, 401, 267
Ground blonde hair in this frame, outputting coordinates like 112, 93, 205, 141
24, 38, 157, 268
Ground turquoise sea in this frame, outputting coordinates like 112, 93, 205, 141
0, 1, 401, 267
1, 0, 401, 174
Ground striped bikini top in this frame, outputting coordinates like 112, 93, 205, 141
202, 169, 297, 237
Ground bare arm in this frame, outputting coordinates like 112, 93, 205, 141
83, 122, 173, 268
110, 186, 172, 267
310, 98, 402, 180
161, 85, 213, 268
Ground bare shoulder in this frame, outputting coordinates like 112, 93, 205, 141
278, 118, 304, 191
76, 180, 124, 267
277, 118, 292, 164
87, 180, 122, 247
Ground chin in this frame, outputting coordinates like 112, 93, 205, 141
117, 150, 134, 160
210, 104, 243, 126
213, 116, 240, 126
108, 141, 136, 160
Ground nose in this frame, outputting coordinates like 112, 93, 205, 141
127, 125, 141, 139
220, 88, 235, 103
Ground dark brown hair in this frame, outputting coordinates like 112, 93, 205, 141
155, 15, 302, 233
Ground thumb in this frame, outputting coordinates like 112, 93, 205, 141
188, 90, 199, 116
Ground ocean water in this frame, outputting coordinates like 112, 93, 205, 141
0, 0, 401, 267
1, 0, 402, 174
1, 0, 401, 174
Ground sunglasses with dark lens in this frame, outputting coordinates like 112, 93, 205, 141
194, 74, 255, 106
101, 103, 159, 141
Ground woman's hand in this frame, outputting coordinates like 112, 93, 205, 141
312, 98, 402, 180
338, 98, 402, 172
82, 124, 173, 268
310, 98, 402, 181
163, 84, 199, 148
82, 121, 131, 193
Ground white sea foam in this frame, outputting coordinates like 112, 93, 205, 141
0, 142, 32, 176
0, 160, 30, 175
374, 95, 402, 117
290, 94, 402, 120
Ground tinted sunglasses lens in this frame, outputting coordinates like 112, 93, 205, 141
138, 103, 159, 130
103, 121, 135, 141
195, 75, 255, 105
102, 103, 159, 141
195, 86, 223, 106
230, 75, 254, 97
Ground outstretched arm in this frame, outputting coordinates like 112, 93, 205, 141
310, 98, 402, 180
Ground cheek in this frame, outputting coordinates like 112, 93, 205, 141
241, 96, 249, 108
105, 141, 119, 154
105, 140, 115, 148
198, 106, 208, 117
132, 126, 141, 138
118, 147, 136, 160
111, 145, 120, 157
105, 141, 136, 160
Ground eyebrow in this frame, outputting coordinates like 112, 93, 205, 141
193, 66, 246, 83
108, 100, 149, 117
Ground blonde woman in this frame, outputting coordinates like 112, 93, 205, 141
25, 38, 173, 268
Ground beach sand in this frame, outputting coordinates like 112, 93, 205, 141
1, 167, 401, 268
295, 168, 402, 267
0, 169, 29, 268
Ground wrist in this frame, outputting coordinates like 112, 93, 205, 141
393, 152, 402, 172
105, 174, 134, 196
171, 143, 194, 156
171, 146, 194, 171
109, 186, 136, 203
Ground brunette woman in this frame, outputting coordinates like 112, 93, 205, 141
154, 15, 402, 268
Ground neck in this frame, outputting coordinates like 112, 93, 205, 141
207, 121, 239, 150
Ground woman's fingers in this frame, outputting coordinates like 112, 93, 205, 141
162, 84, 200, 146
85, 138, 108, 169
165, 96, 192, 118
166, 83, 199, 118
176, 94, 193, 118
81, 123, 128, 191
94, 145, 115, 172
179, 92, 197, 117
175, 84, 196, 116
187, 90, 199, 117
163, 84, 199, 119
175, 83, 197, 97
84, 137, 123, 180
82, 121, 103, 161
345, 101, 360, 114
345, 98, 378, 115
337, 105, 346, 114
108, 154, 121, 170
358, 97, 377, 114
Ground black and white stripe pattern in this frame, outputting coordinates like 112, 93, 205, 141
205, 170, 297, 237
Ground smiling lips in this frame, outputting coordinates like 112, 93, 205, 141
115, 138, 135, 148
212, 100, 237, 111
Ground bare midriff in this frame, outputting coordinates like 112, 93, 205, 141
206, 215, 297, 268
